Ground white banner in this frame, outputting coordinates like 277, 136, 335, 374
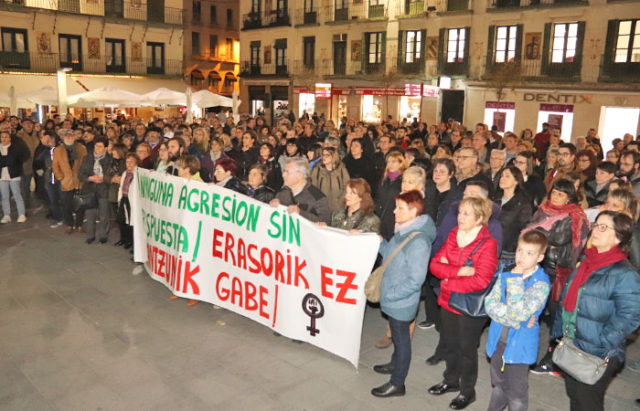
130, 168, 379, 367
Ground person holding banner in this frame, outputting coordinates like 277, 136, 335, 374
323, 178, 379, 233
371, 189, 435, 398
116, 153, 138, 250
213, 157, 248, 195
245, 164, 275, 203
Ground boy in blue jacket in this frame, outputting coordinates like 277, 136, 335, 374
484, 230, 551, 411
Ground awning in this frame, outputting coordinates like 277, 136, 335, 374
190, 70, 204, 80
208, 71, 221, 81
224, 72, 237, 82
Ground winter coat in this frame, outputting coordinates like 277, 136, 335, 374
310, 163, 350, 212
275, 183, 331, 224
107, 157, 125, 203
522, 173, 546, 209
485, 266, 551, 365
235, 146, 259, 181
222, 176, 248, 195
584, 179, 612, 208
52, 142, 87, 191
375, 175, 403, 241
552, 260, 640, 361
261, 157, 283, 191
344, 154, 376, 190
433, 201, 504, 256
379, 215, 436, 321
430, 225, 498, 315
16, 129, 38, 174
200, 150, 228, 182
330, 208, 380, 233
246, 184, 275, 203
493, 189, 533, 254
78, 152, 114, 199
424, 179, 462, 228
0, 139, 30, 179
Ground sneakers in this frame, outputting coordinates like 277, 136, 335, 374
530, 361, 561, 376
16, 215, 26, 223
417, 320, 435, 330
0, 215, 10, 224
50, 221, 63, 228
132, 265, 145, 276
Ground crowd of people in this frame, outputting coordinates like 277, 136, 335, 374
1, 110, 640, 411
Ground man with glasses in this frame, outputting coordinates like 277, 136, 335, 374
545, 142, 576, 190
617, 150, 640, 197
454, 147, 492, 194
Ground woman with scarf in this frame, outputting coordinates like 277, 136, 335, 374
200, 137, 228, 182
116, 153, 138, 249
257, 142, 283, 191
551, 211, 640, 411
524, 178, 590, 374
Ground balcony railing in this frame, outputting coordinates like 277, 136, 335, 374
293, 6, 322, 25
326, 0, 387, 22
488, 0, 587, 7
0, 51, 182, 76
0, 0, 184, 25
240, 60, 290, 76
242, 9, 290, 30
482, 57, 600, 83
397, 0, 426, 16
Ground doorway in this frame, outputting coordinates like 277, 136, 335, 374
441, 90, 464, 123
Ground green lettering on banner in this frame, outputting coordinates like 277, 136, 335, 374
143, 210, 189, 253
267, 210, 300, 246
137, 171, 174, 207
178, 185, 188, 209
192, 220, 202, 261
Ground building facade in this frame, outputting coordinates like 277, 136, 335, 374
238, 0, 640, 149
183, 0, 239, 97
0, 0, 185, 114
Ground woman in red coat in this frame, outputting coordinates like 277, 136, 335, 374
427, 196, 498, 410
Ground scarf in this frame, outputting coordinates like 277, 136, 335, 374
64, 143, 77, 167
394, 216, 418, 233
563, 246, 627, 312
387, 171, 401, 181
93, 152, 106, 178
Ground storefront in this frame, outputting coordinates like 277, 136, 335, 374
484, 101, 516, 133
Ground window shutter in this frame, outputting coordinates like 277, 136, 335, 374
541, 23, 552, 75
437, 28, 445, 73
382, 32, 387, 71
515, 24, 523, 63
486, 25, 495, 74
603, 20, 619, 76
362, 32, 367, 74
573, 21, 586, 78
420, 29, 427, 65
462, 26, 471, 75
398, 30, 404, 68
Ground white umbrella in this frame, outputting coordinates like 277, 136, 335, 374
0, 90, 9, 107
68, 87, 144, 108
185, 87, 193, 123
141, 88, 186, 106
192, 89, 235, 108
19, 86, 59, 106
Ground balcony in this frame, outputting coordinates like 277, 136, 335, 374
600, 54, 640, 81
0, 51, 182, 76
293, 6, 322, 25
240, 60, 290, 77
398, 60, 425, 74
397, 0, 426, 16
326, 0, 387, 23
290, 59, 332, 76
488, 0, 588, 8
363, 61, 385, 74
0, 0, 183, 25
481, 57, 600, 83
242, 9, 290, 30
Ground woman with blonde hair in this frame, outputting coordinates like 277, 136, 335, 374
375, 151, 407, 241
310, 146, 350, 212
192, 127, 210, 157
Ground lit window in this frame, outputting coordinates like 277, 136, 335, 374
551, 22, 578, 63
447, 28, 465, 63
495, 25, 517, 63
368, 32, 383, 64
405, 30, 422, 63
615, 20, 640, 63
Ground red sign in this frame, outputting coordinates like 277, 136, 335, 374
422, 85, 440, 98
404, 83, 422, 97
293, 86, 308, 95
486, 101, 515, 110
315, 83, 332, 100
540, 104, 573, 113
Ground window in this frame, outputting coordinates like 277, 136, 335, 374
251, 0, 260, 13
226, 38, 233, 60
446, 28, 466, 63
303, 36, 315, 69
190, 69, 204, 87
250, 41, 260, 73
405, 30, 422, 63
192, 32, 200, 55
615, 20, 640, 63
59, 34, 82, 70
192, 0, 201, 22
1, 28, 29, 69
227, 9, 233, 28
210, 35, 218, 56
367, 32, 383, 64
208, 71, 221, 89
210, 5, 217, 24
275, 38, 287, 74
494, 25, 518, 63
147, 42, 164, 74
105, 38, 125, 72
551, 22, 578, 63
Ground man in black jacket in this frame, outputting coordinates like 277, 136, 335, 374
78, 137, 113, 244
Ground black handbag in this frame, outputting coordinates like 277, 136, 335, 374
73, 190, 98, 212
448, 238, 498, 318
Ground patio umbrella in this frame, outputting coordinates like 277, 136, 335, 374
0, 90, 9, 107
192, 89, 235, 108
140, 88, 186, 106
19, 86, 59, 106
68, 87, 144, 108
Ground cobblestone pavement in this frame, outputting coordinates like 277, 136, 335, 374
0, 209, 638, 410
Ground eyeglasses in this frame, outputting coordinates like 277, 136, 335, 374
557, 152, 571, 157
454, 155, 474, 160
591, 223, 614, 232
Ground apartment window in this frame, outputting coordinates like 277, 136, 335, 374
494, 25, 518, 63
615, 20, 640, 63
250, 40, 260, 70
193, 0, 201, 22
366, 32, 383, 64
446, 28, 466, 63
551, 23, 578, 63
226, 38, 233, 60
208, 71, 221, 89
210, 35, 218, 56
59, 34, 82, 70
227, 9, 233, 28
147, 42, 165, 74
404, 30, 422, 63
542, 22, 584, 77
275, 38, 287, 74
303, 36, 315, 69
251, 0, 260, 13
105, 38, 125, 72
1, 28, 29, 69
192, 32, 200, 55
210, 5, 217, 25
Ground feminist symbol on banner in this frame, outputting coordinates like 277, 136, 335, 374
302, 293, 324, 337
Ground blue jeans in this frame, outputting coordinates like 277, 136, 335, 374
389, 316, 412, 386
44, 179, 62, 222
0, 179, 25, 217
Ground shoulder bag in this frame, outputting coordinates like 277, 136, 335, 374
552, 338, 609, 385
365, 232, 419, 303
448, 238, 498, 318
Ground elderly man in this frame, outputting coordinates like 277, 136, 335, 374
483, 149, 506, 192
454, 147, 493, 194
52, 128, 87, 234
16, 118, 37, 209
270, 157, 330, 224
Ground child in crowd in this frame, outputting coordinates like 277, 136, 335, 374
484, 230, 551, 411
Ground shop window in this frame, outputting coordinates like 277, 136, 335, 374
299, 93, 315, 118
598, 107, 640, 152
536, 104, 574, 140
362, 95, 382, 124
541, 22, 585, 78
399, 96, 421, 121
